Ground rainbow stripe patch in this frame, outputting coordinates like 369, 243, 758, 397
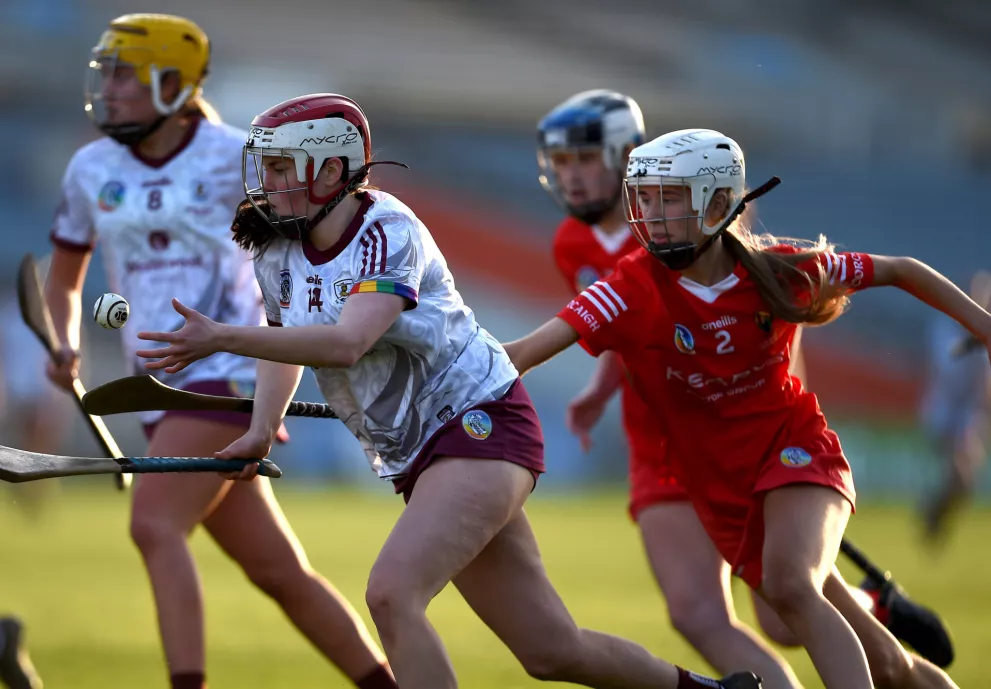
351, 281, 418, 307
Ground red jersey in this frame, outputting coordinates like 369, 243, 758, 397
552, 217, 679, 498
552, 216, 641, 294
557, 246, 874, 513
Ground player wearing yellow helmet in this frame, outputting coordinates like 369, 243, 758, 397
44, 14, 397, 689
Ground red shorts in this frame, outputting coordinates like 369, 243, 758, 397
691, 415, 856, 590
392, 378, 546, 503
142, 379, 254, 440
622, 383, 689, 520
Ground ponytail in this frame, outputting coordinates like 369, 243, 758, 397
719, 204, 851, 325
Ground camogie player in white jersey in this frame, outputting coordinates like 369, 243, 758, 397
42, 16, 395, 689
919, 270, 991, 541
136, 92, 761, 689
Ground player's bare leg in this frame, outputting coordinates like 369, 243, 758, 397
453, 504, 758, 689
759, 484, 871, 688
131, 417, 240, 685
204, 474, 394, 686
823, 570, 959, 689
365, 457, 753, 689
638, 503, 800, 688
922, 427, 985, 542
0, 616, 42, 689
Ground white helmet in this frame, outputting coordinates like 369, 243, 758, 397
623, 129, 778, 269
242, 93, 406, 241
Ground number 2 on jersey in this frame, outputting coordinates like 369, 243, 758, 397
715, 329, 735, 354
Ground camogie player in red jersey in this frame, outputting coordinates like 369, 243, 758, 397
510, 127, 969, 689
539, 91, 803, 687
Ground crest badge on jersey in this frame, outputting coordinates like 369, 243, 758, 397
229, 381, 256, 398
462, 410, 493, 440
575, 266, 600, 292
148, 230, 170, 251
279, 269, 293, 309
780, 447, 812, 468
673, 324, 696, 355
755, 311, 773, 333
333, 278, 354, 303
97, 181, 125, 212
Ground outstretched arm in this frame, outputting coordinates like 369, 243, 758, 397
136, 292, 407, 374
503, 317, 580, 376
871, 256, 991, 344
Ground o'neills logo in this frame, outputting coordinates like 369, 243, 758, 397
702, 315, 738, 331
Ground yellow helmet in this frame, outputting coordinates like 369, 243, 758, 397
85, 14, 211, 142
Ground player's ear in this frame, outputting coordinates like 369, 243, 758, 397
159, 71, 181, 105
318, 157, 346, 186
705, 189, 730, 224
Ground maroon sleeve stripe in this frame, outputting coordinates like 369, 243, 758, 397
373, 221, 388, 273
50, 231, 94, 253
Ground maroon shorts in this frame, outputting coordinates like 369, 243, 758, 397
392, 378, 546, 502
142, 379, 254, 440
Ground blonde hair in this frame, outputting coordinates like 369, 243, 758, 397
185, 94, 221, 123
717, 192, 851, 326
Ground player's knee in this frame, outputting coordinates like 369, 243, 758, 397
365, 566, 424, 633
129, 512, 183, 554
866, 640, 913, 689
665, 589, 732, 645
756, 612, 799, 647
518, 627, 585, 682
761, 567, 821, 617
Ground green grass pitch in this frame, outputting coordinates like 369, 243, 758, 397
1, 484, 987, 687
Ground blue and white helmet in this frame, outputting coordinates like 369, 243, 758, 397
537, 89, 645, 224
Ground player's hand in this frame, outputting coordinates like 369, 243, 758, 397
135, 299, 223, 374
214, 429, 275, 481
566, 385, 610, 453
45, 346, 80, 392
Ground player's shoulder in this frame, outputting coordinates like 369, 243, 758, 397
65, 136, 122, 174
363, 190, 422, 233
552, 216, 594, 250
189, 119, 248, 156
614, 246, 654, 275
252, 237, 294, 279
583, 248, 654, 302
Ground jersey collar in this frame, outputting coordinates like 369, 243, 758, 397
302, 192, 375, 266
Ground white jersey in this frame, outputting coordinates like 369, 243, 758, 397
254, 190, 518, 480
50, 118, 262, 423
920, 314, 990, 441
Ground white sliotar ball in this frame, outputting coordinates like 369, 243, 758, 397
93, 293, 130, 330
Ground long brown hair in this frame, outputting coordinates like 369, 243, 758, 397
719, 197, 851, 325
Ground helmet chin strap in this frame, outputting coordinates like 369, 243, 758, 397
270, 161, 411, 242
100, 115, 169, 147
647, 176, 781, 270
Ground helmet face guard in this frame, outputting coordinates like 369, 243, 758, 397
242, 147, 315, 241
536, 90, 645, 225
85, 14, 208, 146
623, 173, 718, 270
537, 144, 623, 226
623, 172, 781, 271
